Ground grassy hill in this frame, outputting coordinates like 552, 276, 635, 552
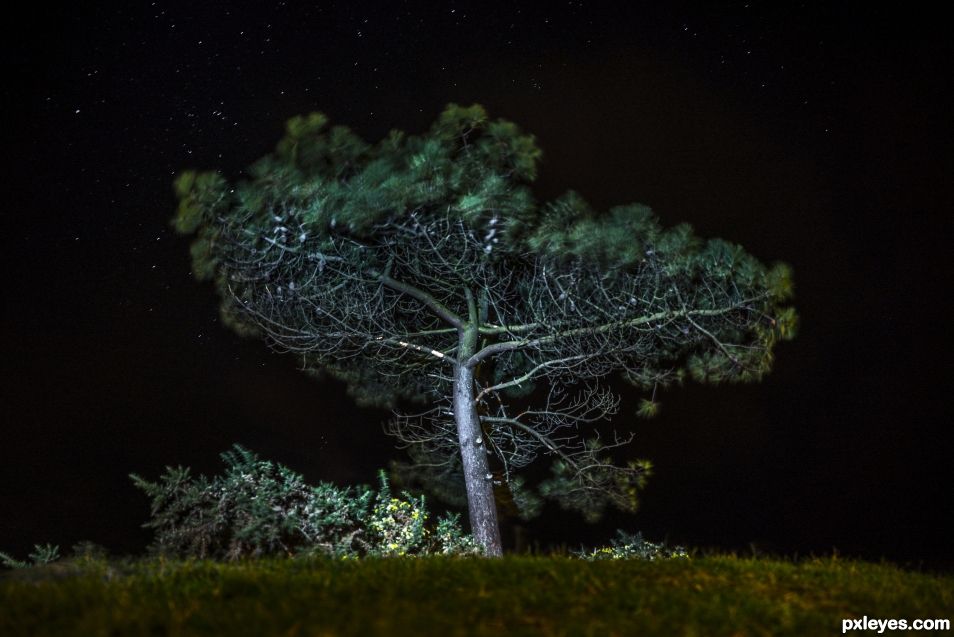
1, 555, 951, 636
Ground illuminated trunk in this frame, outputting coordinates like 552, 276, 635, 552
454, 326, 503, 556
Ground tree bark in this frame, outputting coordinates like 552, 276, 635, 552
454, 327, 503, 556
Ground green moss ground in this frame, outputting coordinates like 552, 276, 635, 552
1, 556, 950, 636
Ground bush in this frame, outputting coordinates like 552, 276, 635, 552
579, 530, 689, 561
3, 449, 684, 567
365, 473, 482, 557
130, 445, 481, 560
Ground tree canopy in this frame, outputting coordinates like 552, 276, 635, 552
172, 103, 796, 553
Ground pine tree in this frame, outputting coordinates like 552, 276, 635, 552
172, 104, 796, 556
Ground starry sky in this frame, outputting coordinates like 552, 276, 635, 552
3, 2, 952, 569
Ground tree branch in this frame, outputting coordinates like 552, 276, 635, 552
373, 271, 464, 329
474, 354, 589, 403
465, 306, 744, 367
480, 416, 580, 469
375, 336, 460, 366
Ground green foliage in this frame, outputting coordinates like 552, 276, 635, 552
170, 102, 797, 395
579, 530, 689, 561
388, 448, 469, 509
539, 454, 652, 523
170, 102, 798, 401
774, 305, 799, 340
130, 446, 480, 560
0, 553, 27, 569
428, 513, 482, 555
0, 544, 60, 569
0, 541, 112, 571
636, 398, 661, 419
506, 475, 544, 521
172, 103, 542, 253
365, 474, 481, 557
171, 170, 229, 236
366, 470, 428, 556
766, 261, 795, 302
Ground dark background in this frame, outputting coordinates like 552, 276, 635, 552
3, 2, 951, 570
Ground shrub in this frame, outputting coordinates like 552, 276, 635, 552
365, 472, 482, 557
579, 530, 689, 561
130, 445, 481, 560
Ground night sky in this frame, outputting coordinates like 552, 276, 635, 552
3, 2, 952, 570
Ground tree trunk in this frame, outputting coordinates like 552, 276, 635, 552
453, 330, 503, 556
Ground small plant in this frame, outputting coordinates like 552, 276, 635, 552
579, 530, 689, 561
0, 543, 61, 569
365, 471, 429, 556
364, 472, 482, 556
428, 513, 482, 555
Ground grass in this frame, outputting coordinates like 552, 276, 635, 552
1, 555, 951, 636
